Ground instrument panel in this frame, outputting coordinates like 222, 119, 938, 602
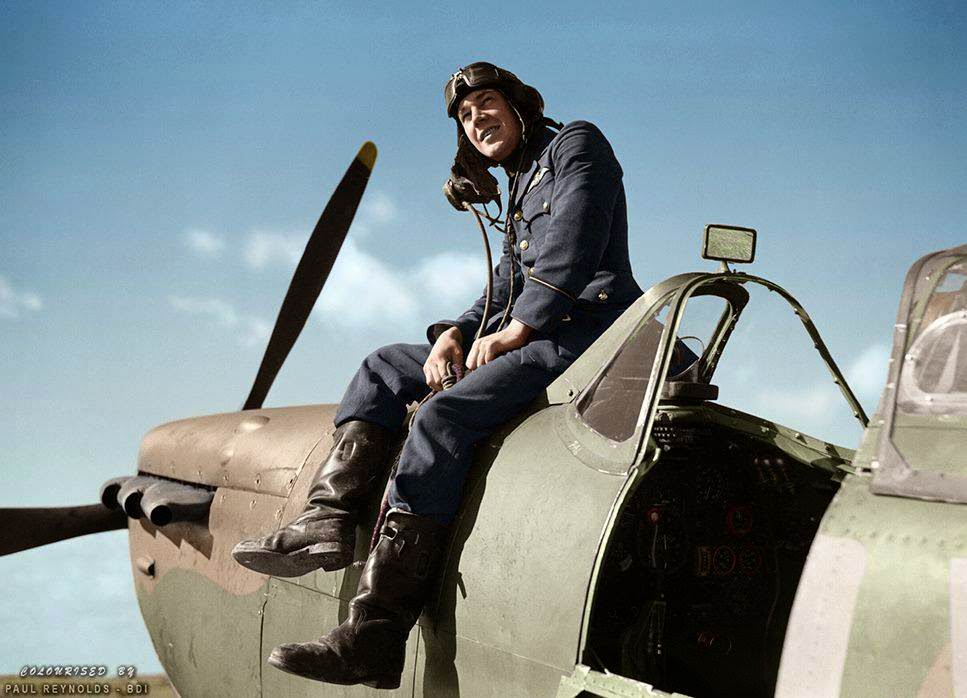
587, 419, 839, 697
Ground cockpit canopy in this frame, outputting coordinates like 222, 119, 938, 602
896, 258, 967, 415
872, 244, 967, 502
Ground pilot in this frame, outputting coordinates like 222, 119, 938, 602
231, 61, 645, 687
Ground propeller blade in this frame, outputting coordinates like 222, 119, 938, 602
243, 141, 378, 411
0, 504, 127, 556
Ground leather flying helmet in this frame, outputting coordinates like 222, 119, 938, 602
443, 62, 549, 211
444, 63, 544, 120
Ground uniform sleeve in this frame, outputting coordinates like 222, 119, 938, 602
425, 232, 521, 344
511, 121, 622, 333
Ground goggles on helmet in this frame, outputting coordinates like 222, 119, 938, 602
444, 63, 521, 118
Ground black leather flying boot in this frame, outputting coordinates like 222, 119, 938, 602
266, 509, 448, 688
231, 420, 393, 576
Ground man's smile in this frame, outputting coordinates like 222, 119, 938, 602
480, 124, 500, 142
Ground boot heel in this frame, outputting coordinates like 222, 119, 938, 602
306, 540, 346, 555
307, 542, 354, 572
362, 675, 401, 689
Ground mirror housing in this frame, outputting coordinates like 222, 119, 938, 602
702, 224, 757, 264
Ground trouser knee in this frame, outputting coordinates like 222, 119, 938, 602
361, 342, 410, 373
411, 393, 471, 438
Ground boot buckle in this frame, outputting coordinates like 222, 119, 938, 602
381, 524, 421, 556
336, 440, 357, 461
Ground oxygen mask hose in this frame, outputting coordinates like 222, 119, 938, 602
467, 204, 494, 345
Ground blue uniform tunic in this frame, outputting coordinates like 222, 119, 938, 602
334, 121, 643, 524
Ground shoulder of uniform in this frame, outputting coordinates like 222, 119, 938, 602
550, 120, 612, 151
559, 120, 603, 135
548, 120, 619, 172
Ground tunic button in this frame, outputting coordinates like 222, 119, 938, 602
519, 240, 529, 251
597, 290, 609, 301
513, 210, 523, 221
542, 201, 549, 212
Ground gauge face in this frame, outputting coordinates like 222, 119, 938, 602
738, 546, 764, 575
695, 545, 713, 576
712, 545, 737, 575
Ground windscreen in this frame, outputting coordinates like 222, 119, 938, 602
578, 298, 672, 442
871, 249, 967, 498
896, 260, 967, 415
577, 294, 727, 442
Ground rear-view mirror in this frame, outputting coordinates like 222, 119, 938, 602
702, 224, 757, 264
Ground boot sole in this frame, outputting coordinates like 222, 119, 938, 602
232, 542, 352, 577
267, 651, 401, 689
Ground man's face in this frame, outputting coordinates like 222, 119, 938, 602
458, 89, 522, 163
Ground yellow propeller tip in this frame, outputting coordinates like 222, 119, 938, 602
356, 142, 378, 170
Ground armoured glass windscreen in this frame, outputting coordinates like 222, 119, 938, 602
897, 260, 967, 415
578, 299, 672, 442
577, 295, 733, 442
669, 295, 730, 376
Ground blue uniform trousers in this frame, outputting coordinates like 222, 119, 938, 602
333, 333, 575, 525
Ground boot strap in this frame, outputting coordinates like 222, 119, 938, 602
380, 525, 432, 577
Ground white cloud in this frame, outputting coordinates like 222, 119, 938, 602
201, 191, 486, 334
168, 296, 238, 327
22, 294, 42, 311
845, 342, 891, 400
167, 295, 270, 347
244, 231, 305, 270
415, 252, 484, 307
237, 220, 484, 331
240, 192, 401, 269
239, 318, 273, 348
748, 341, 891, 434
0, 275, 43, 319
350, 191, 399, 239
315, 239, 421, 328
184, 228, 226, 257
360, 191, 397, 225
308, 240, 485, 331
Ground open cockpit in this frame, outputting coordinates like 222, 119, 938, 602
583, 403, 848, 697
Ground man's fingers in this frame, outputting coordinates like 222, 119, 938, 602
485, 336, 506, 365
431, 362, 444, 389
474, 340, 492, 367
424, 361, 440, 390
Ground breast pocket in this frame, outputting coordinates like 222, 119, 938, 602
516, 173, 554, 265
520, 170, 553, 222
520, 173, 554, 237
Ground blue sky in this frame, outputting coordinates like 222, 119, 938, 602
1, 0, 964, 674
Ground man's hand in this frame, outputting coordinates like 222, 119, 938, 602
424, 326, 464, 391
466, 319, 533, 370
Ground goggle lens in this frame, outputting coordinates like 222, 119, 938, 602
446, 65, 505, 114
